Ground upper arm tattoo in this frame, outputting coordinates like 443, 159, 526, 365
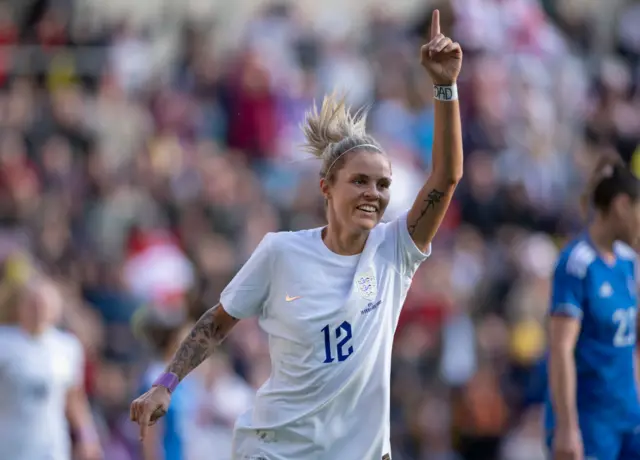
408, 189, 445, 236
167, 304, 238, 381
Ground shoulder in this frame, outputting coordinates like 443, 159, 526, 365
265, 228, 324, 258
244, 231, 283, 262
614, 241, 637, 261
0, 325, 21, 342
557, 239, 597, 279
614, 241, 637, 276
49, 329, 83, 357
260, 229, 318, 249
0, 327, 24, 356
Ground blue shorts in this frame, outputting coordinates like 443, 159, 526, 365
547, 417, 640, 460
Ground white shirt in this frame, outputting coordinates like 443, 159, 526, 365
0, 326, 84, 460
221, 212, 430, 460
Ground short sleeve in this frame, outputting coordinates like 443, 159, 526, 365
550, 258, 585, 319
389, 211, 431, 277
220, 233, 274, 319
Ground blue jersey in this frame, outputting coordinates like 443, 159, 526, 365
545, 235, 640, 432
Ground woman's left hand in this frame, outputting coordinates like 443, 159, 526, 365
420, 9, 463, 85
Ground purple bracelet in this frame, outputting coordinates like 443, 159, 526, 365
152, 372, 180, 393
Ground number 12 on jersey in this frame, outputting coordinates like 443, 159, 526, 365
322, 321, 354, 363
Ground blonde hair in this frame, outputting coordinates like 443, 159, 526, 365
0, 253, 34, 324
301, 93, 383, 182
0, 253, 63, 326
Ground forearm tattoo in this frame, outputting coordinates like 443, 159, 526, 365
408, 189, 445, 236
166, 305, 233, 381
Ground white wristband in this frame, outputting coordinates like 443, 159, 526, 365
433, 84, 458, 101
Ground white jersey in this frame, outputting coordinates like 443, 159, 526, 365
222, 212, 430, 460
0, 326, 84, 460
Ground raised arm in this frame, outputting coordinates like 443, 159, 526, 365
130, 304, 238, 440
407, 9, 463, 252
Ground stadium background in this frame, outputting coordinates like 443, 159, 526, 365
0, 0, 639, 458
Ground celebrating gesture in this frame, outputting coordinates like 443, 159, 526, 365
130, 10, 464, 460
420, 9, 463, 85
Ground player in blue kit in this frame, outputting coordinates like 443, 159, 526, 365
546, 155, 640, 460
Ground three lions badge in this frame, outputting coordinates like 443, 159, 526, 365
355, 270, 377, 301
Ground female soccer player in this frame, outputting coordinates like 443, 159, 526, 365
546, 155, 640, 460
0, 269, 102, 460
131, 10, 463, 459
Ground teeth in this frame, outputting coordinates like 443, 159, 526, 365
358, 205, 377, 213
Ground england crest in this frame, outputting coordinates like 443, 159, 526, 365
355, 270, 378, 301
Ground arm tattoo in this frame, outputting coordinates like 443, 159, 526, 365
408, 189, 445, 236
166, 304, 233, 381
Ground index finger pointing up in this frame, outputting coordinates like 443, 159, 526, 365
431, 9, 440, 40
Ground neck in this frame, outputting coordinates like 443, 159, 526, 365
588, 216, 616, 260
22, 323, 46, 336
322, 224, 368, 256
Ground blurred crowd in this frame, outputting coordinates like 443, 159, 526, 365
0, 0, 639, 458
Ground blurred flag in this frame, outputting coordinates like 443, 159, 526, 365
123, 228, 194, 315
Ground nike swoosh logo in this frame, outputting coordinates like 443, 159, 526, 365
285, 294, 302, 302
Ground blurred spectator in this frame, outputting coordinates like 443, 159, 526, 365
0, 255, 102, 460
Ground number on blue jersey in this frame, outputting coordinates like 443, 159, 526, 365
612, 307, 637, 347
322, 321, 354, 363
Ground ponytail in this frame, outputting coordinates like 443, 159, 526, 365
581, 152, 638, 218
301, 92, 383, 183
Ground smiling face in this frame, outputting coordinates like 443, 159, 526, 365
321, 150, 392, 233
